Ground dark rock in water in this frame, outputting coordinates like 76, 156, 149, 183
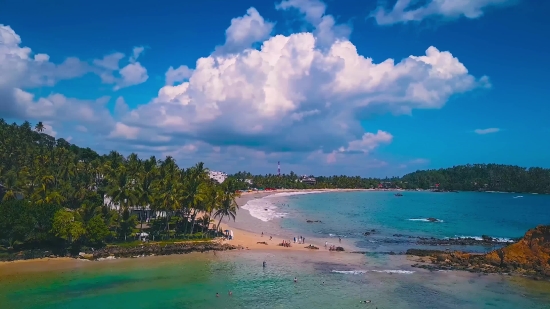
427, 217, 439, 222
481, 235, 493, 241
306, 220, 322, 223
406, 249, 446, 257
335, 246, 345, 252
407, 225, 550, 280
364, 232, 371, 236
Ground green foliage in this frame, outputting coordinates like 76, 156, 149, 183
401, 164, 550, 193
51, 210, 85, 244
85, 215, 110, 246
118, 209, 138, 241
231, 164, 550, 193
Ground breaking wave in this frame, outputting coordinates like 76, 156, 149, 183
331, 269, 415, 275
407, 218, 444, 222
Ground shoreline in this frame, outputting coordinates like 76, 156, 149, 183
219, 189, 355, 252
0, 189, 357, 266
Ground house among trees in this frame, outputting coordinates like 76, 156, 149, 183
300, 175, 316, 185
209, 171, 227, 183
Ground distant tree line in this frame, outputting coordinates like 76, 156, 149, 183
230, 165, 550, 194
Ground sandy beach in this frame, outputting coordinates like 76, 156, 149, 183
218, 189, 364, 252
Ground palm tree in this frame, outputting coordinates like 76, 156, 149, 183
136, 156, 157, 233
183, 162, 209, 235
34, 121, 45, 133
214, 179, 241, 231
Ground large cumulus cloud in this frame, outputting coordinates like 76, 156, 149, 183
118, 9, 488, 156
0, 1, 492, 175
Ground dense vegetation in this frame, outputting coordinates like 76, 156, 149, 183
401, 164, 550, 193
0, 119, 240, 255
231, 166, 550, 193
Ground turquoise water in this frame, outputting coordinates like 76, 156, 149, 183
1, 191, 549, 308
277, 191, 550, 252
2, 252, 549, 309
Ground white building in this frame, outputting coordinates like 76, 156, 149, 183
103, 196, 166, 221
209, 171, 227, 183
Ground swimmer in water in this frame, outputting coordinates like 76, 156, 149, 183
216, 293, 219, 297
228, 290, 232, 296
263, 261, 266, 268
294, 277, 297, 283
360, 300, 371, 304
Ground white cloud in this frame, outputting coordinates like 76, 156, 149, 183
342, 130, 393, 153
43, 122, 57, 137
108, 122, 140, 140
129, 46, 144, 63
218, 7, 274, 54
0, 24, 92, 118
371, 0, 518, 25
114, 62, 148, 90
93, 52, 125, 71
76, 125, 88, 132
165, 65, 193, 85
93, 49, 149, 90
114, 96, 129, 116
122, 30, 487, 154
474, 127, 500, 134
276, 0, 351, 47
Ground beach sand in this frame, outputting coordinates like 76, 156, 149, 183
218, 189, 361, 252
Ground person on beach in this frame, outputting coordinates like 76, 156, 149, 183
325, 241, 327, 248
339, 237, 341, 243
262, 232, 264, 237
263, 261, 267, 268
294, 237, 296, 243
270, 236, 272, 240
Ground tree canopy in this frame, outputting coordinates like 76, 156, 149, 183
0, 119, 240, 254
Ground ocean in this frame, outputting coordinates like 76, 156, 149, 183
1, 191, 549, 309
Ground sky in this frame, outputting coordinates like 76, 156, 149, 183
1, 0, 549, 177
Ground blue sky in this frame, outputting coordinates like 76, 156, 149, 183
1, 0, 548, 177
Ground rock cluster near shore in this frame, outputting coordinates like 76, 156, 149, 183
1, 241, 237, 262
408, 225, 550, 279
91, 242, 237, 259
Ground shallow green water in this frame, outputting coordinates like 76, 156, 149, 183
1, 251, 549, 309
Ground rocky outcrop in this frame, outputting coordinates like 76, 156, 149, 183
392, 234, 513, 246
92, 242, 237, 259
408, 225, 550, 279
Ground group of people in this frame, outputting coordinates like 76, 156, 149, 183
293, 236, 306, 244
280, 240, 292, 247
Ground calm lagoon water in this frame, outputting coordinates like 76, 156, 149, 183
1, 191, 549, 309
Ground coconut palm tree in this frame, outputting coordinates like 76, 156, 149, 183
214, 179, 241, 231
34, 121, 45, 133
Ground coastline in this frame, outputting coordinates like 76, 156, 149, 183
0, 189, 359, 266
219, 189, 362, 252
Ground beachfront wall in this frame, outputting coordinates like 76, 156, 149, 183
103, 196, 167, 221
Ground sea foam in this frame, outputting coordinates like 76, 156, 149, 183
407, 218, 444, 222
241, 191, 327, 222
452, 235, 515, 243
331, 269, 415, 275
